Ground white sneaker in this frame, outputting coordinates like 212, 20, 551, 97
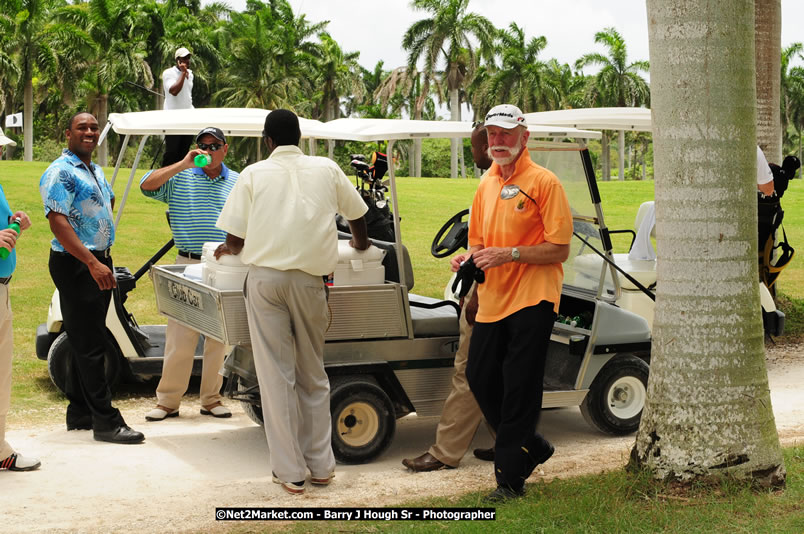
272, 472, 306, 495
311, 471, 335, 486
1, 453, 41, 472
200, 404, 232, 418
145, 406, 179, 421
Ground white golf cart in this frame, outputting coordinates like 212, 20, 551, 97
35, 108, 338, 391
523, 107, 785, 337
147, 115, 654, 464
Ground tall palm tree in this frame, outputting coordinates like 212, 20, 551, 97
755, 0, 782, 163
576, 27, 650, 181
0, 11, 21, 122
485, 23, 554, 113
1, 0, 60, 161
780, 42, 803, 166
314, 32, 365, 158
56, 0, 155, 165
632, 0, 784, 487
544, 59, 588, 110
402, 0, 494, 177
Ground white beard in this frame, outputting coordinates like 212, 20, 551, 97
488, 141, 522, 166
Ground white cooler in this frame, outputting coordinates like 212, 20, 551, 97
201, 242, 250, 290
333, 241, 386, 286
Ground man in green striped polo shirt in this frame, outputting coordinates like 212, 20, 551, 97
140, 127, 239, 421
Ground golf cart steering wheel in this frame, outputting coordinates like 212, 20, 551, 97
431, 209, 470, 258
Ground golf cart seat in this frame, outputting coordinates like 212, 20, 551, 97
572, 201, 656, 328
407, 294, 460, 337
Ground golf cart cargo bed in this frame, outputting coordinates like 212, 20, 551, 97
152, 265, 415, 345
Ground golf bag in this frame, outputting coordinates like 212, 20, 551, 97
758, 155, 799, 291
337, 152, 396, 242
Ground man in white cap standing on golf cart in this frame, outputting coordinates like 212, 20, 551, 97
141, 126, 239, 421
0, 128, 41, 471
161, 47, 194, 166
452, 104, 573, 502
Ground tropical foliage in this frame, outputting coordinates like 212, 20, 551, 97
0, 0, 660, 178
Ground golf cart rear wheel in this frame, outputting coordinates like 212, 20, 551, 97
330, 377, 395, 464
47, 332, 122, 395
580, 354, 649, 435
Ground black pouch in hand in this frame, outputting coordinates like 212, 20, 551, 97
451, 255, 485, 298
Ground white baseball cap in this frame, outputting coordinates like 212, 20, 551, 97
0, 127, 16, 147
484, 104, 526, 129
175, 47, 192, 59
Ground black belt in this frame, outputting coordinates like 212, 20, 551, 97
0, 276, 11, 285
52, 248, 111, 259
178, 250, 203, 260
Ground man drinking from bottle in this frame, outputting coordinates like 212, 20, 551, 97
140, 127, 239, 422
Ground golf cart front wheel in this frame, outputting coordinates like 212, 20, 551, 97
580, 354, 649, 435
47, 332, 122, 395
330, 377, 396, 464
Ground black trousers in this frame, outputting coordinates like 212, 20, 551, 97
49, 250, 124, 431
466, 301, 555, 491
162, 134, 193, 167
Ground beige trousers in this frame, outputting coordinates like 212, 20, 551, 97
244, 266, 335, 484
429, 283, 494, 467
0, 284, 15, 459
155, 255, 225, 409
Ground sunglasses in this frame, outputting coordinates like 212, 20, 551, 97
197, 142, 223, 152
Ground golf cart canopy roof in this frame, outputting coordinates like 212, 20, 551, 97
524, 107, 652, 132
105, 108, 601, 142
106, 108, 335, 139
316, 117, 601, 141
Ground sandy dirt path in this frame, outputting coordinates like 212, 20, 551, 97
3, 344, 803, 533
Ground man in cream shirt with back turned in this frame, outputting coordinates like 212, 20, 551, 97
215, 109, 369, 495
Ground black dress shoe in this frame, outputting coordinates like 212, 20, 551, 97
93, 425, 145, 444
483, 485, 525, 503
402, 452, 453, 472
473, 447, 495, 461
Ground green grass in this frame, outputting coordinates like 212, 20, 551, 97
2, 163, 803, 423
226, 446, 804, 533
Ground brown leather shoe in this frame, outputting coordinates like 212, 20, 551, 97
402, 452, 452, 472
473, 447, 495, 461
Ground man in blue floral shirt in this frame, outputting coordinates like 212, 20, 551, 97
39, 112, 144, 444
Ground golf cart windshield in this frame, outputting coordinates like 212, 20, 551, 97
527, 140, 616, 301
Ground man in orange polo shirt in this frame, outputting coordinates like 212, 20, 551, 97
450, 104, 573, 502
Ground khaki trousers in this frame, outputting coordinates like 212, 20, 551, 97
244, 266, 335, 484
155, 255, 225, 409
429, 283, 494, 467
0, 284, 15, 459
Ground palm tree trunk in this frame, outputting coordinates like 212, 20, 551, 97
327, 98, 335, 160
24, 77, 33, 162
632, 0, 785, 486
97, 94, 108, 167
618, 129, 625, 181
449, 87, 459, 178
601, 132, 610, 181
755, 0, 782, 163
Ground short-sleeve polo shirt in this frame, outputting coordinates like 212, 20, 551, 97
468, 147, 573, 321
140, 164, 239, 256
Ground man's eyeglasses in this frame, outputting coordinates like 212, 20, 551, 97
197, 142, 223, 152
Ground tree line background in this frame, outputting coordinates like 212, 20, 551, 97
1, 0, 802, 179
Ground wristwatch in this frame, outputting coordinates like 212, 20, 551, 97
511, 247, 520, 262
